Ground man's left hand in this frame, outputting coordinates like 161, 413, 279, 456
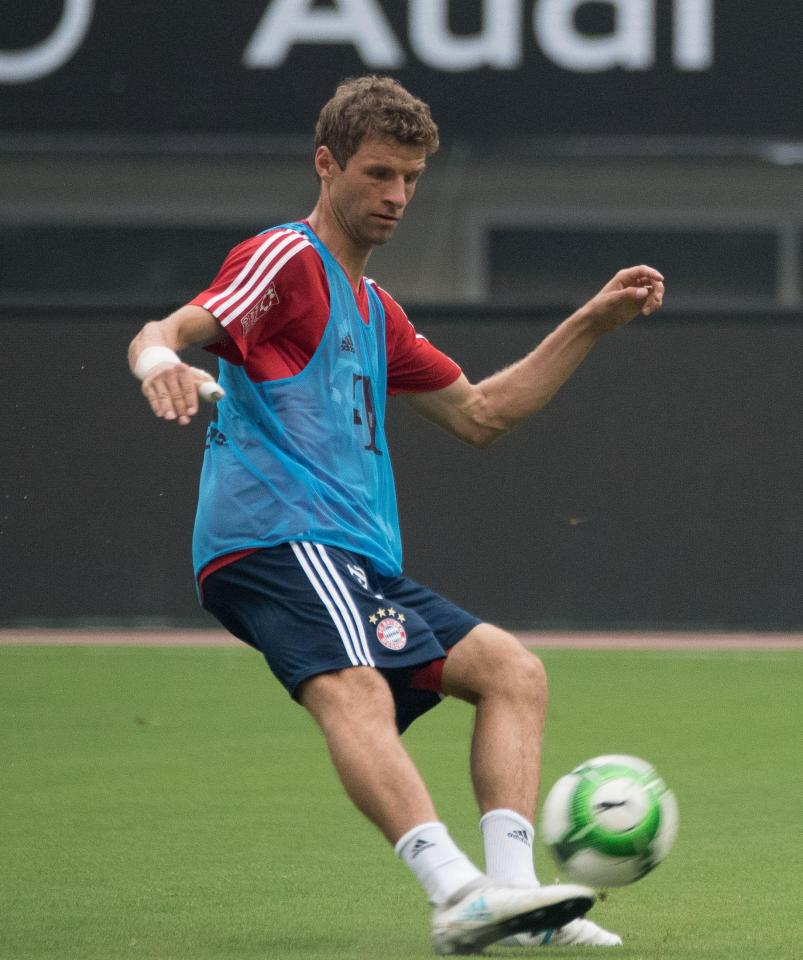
582, 265, 665, 333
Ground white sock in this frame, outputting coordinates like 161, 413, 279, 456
395, 821, 483, 905
480, 808, 539, 887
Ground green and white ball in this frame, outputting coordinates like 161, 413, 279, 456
540, 754, 678, 887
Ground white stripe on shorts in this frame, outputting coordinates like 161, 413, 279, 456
314, 544, 375, 667
301, 542, 375, 668
289, 542, 367, 667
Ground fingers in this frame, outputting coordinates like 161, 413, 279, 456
616, 266, 665, 316
617, 264, 664, 284
142, 362, 204, 425
639, 277, 665, 316
588, 265, 666, 332
620, 283, 663, 314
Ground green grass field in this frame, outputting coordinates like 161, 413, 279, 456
1, 644, 801, 960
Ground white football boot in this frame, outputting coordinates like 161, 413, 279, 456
431, 879, 595, 955
497, 917, 623, 948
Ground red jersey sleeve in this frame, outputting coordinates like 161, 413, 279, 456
188, 228, 316, 364
376, 284, 462, 395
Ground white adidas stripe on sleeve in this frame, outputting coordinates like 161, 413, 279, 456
203, 229, 293, 312
203, 230, 311, 328
218, 237, 310, 328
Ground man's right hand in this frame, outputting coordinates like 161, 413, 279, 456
142, 362, 217, 425
130, 306, 223, 425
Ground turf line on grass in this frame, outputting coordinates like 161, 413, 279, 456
0, 628, 800, 649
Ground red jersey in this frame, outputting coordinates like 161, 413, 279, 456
188, 224, 462, 393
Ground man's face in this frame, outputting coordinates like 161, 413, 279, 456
323, 138, 427, 248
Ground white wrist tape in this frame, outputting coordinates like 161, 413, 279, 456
135, 345, 181, 380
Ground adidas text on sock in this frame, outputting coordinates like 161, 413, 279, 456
480, 808, 538, 887
395, 821, 483, 905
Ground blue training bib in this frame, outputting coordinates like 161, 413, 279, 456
192, 222, 403, 579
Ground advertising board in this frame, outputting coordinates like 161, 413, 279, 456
3, 2, 800, 140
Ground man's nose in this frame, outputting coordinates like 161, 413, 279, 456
384, 176, 406, 208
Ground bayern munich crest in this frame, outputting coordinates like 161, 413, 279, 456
368, 607, 408, 651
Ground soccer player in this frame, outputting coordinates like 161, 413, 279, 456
128, 76, 663, 954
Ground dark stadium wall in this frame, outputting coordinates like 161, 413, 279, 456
2, 309, 800, 630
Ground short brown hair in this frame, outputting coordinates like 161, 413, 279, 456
314, 75, 439, 169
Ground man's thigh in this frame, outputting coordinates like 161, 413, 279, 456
376, 571, 483, 732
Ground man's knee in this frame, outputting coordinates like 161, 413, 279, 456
442, 624, 547, 704
481, 630, 547, 702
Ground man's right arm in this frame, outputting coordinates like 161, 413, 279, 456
128, 304, 222, 426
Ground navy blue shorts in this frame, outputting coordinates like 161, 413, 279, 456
201, 542, 482, 732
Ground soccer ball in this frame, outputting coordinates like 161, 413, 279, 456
540, 754, 678, 887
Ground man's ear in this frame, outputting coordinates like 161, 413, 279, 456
315, 145, 339, 183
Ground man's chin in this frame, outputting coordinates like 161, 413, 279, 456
350, 218, 399, 248
368, 222, 398, 245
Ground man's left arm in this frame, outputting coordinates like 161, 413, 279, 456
405, 265, 664, 448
